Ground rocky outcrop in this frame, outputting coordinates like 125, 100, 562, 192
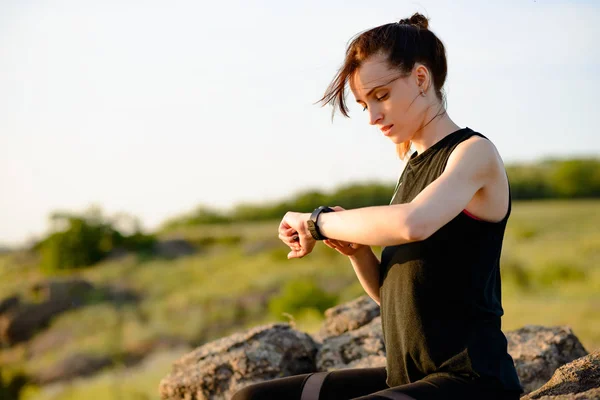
0, 296, 19, 315
153, 239, 196, 259
0, 279, 94, 346
0, 279, 140, 346
316, 316, 385, 371
522, 351, 600, 399
507, 325, 589, 394
159, 295, 598, 400
159, 323, 318, 400
314, 295, 380, 342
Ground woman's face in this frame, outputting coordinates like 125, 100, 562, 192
350, 53, 430, 144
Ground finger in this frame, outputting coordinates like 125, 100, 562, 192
288, 248, 305, 259
279, 231, 299, 242
286, 240, 301, 251
331, 206, 345, 211
328, 239, 345, 248
326, 239, 340, 249
278, 218, 292, 232
323, 240, 335, 249
279, 227, 297, 239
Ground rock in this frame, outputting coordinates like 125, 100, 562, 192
158, 296, 596, 400
0, 279, 95, 346
0, 302, 66, 346
0, 279, 143, 347
101, 283, 141, 305
33, 353, 113, 385
153, 239, 196, 259
316, 316, 386, 371
0, 296, 19, 315
506, 325, 589, 394
524, 388, 600, 399
159, 323, 318, 400
104, 246, 131, 261
313, 295, 380, 342
522, 350, 600, 399
30, 279, 94, 304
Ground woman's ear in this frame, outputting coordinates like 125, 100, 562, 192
414, 64, 430, 91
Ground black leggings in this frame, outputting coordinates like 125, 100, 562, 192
231, 367, 522, 400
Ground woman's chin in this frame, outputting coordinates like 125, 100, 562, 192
388, 135, 406, 144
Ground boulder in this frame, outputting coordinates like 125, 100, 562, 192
158, 296, 596, 400
523, 388, 600, 400
159, 323, 318, 400
1, 303, 73, 346
153, 239, 196, 259
30, 278, 94, 304
0, 279, 95, 346
316, 316, 386, 371
506, 325, 589, 394
522, 350, 600, 399
313, 295, 380, 342
0, 296, 19, 315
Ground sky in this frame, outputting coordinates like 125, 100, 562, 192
1, 0, 599, 247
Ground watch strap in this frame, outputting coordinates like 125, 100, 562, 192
307, 206, 334, 240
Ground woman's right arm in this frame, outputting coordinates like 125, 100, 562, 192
347, 246, 381, 306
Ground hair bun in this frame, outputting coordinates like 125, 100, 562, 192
398, 12, 429, 30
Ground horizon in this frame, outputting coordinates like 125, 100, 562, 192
1, 0, 599, 247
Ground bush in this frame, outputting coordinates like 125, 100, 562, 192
0, 366, 28, 400
536, 262, 586, 287
35, 208, 155, 272
160, 206, 232, 230
500, 256, 532, 290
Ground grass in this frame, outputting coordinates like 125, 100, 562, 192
0, 199, 598, 400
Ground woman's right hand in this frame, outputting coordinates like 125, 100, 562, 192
322, 206, 367, 256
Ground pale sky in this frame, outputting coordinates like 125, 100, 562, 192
1, 0, 599, 247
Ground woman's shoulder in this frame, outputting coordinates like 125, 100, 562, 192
449, 132, 503, 169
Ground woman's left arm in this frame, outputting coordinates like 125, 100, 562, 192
280, 137, 499, 258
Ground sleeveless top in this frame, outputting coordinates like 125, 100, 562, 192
379, 127, 524, 394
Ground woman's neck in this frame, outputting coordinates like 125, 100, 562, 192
410, 111, 461, 155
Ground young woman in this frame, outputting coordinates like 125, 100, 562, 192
232, 12, 524, 400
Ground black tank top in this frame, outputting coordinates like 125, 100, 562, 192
379, 127, 524, 393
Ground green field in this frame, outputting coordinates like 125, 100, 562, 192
1, 200, 598, 400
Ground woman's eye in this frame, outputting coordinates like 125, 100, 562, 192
376, 94, 388, 101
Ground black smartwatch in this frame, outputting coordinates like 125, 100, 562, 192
307, 206, 334, 240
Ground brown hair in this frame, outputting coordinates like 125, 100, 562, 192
317, 13, 448, 159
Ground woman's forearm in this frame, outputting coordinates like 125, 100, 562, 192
348, 246, 381, 306
317, 204, 421, 247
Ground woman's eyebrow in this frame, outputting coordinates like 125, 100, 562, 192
355, 85, 385, 103
355, 75, 401, 103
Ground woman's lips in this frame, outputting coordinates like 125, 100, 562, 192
381, 124, 394, 136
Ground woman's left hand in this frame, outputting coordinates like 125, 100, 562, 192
278, 211, 314, 259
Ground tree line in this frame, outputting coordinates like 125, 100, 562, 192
162, 157, 600, 230
28, 157, 599, 271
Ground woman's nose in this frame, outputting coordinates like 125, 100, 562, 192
368, 110, 383, 126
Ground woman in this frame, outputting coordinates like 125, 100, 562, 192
232, 12, 524, 400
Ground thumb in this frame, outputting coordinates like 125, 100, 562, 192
331, 206, 345, 211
